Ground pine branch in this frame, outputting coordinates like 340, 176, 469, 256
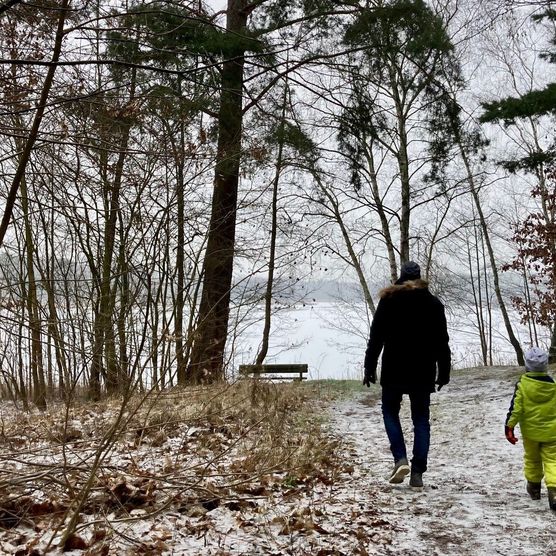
480, 83, 556, 123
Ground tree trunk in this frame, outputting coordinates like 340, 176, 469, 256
36, 202, 70, 395
175, 127, 187, 384
116, 216, 130, 390
20, 175, 46, 410
16, 319, 29, 411
550, 322, 556, 364
470, 220, 488, 365
457, 138, 524, 366
255, 90, 286, 365
397, 127, 411, 265
533, 155, 556, 362
388, 66, 411, 265
362, 147, 398, 282
89, 123, 132, 398
88, 52, 138, 397
187, 0, 248, 383
317, 177, 376, 316
0, 0, 70, 248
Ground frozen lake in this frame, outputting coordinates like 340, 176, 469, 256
231, 302, 541, 380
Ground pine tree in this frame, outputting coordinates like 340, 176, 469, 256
480, 9, 556, 168
480, 7, 556, 361
338, 0, 460, 272
187, 0, 355, 384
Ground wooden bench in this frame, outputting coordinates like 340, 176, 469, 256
238, 363, 308, 382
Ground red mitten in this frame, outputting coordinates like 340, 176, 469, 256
505, 426, 518, 445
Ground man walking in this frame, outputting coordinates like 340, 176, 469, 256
363, 261, 451, 488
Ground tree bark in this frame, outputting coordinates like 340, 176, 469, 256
20, 175, 47, 410
0, 0, 71, 248
397, 125, 411, 265
362, 147, 398, 282
187, 0, 248, 383
89, 119, 133, 399
457, 137, 524, 366
317, 178, 377, 316
550, 322, 556, 364
175, 126, 187, 384
255, 89, 286, 365
116, 215, 130, 389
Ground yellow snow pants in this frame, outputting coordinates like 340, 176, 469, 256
522, 436, 556, 487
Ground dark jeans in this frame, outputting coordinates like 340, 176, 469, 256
381, 387, 431, 474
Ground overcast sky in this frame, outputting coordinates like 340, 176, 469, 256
206, 0, 226, 13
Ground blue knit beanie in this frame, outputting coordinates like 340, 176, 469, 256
399, 261, 421, 283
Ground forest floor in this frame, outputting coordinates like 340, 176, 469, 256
0, 367, 555, 555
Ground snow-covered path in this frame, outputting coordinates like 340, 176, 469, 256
331, 366, 556, 555
7, 368, 552, 555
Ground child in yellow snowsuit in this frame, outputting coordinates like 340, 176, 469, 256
505, 347, 556, 510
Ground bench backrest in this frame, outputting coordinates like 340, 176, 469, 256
239, 363, 308, 376
239, 363, 309, 374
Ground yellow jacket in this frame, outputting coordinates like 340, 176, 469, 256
506, 372, 556, 442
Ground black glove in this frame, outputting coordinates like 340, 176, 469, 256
363, 370, 376, 387
436, 380, 448, 392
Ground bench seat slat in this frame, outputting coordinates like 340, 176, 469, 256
239, 363, 309, 380
246, 376, 308, 381
239, 364, 308, 374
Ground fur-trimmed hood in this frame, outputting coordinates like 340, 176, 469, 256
379, 279, 429, 299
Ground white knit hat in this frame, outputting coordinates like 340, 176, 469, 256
524, 347, 548, 372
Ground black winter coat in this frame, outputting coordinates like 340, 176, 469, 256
364, 279, 451, 393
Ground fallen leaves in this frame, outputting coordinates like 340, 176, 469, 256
0, 382, 357, 554
63, 533, 88, 551
109, 478, 157, 510
135, 539, 169, 554
274, 507, 329, 535
0, 496, 66, 528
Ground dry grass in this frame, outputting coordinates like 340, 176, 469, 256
0, 379, 343, 552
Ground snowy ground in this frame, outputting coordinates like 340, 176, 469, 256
328, 366, 556, 556
171, 366, 556, 555
1, 367, 555, 555
204, 365, 556, 556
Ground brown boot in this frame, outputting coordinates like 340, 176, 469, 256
527, 481, 541, 500
548, 487, 556, 511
